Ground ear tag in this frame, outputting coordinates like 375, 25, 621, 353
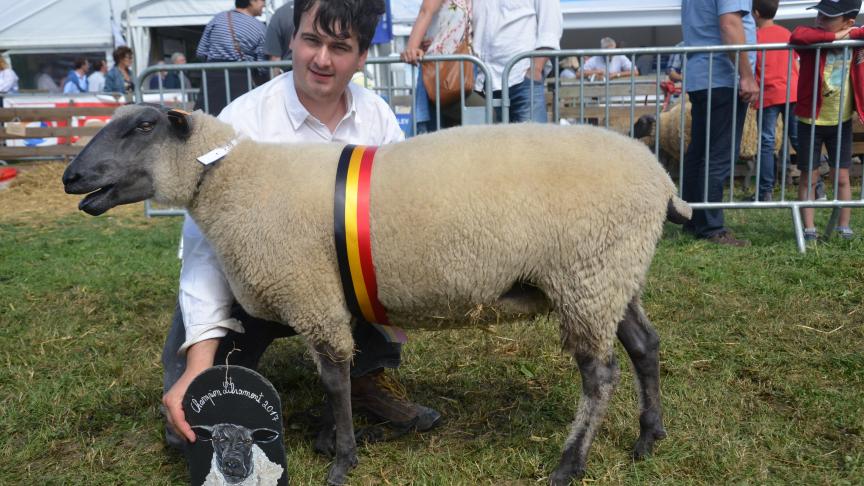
196, 139, 238, 166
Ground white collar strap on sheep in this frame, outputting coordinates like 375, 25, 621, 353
333, 144, 407, 344
197, 138, 240, 166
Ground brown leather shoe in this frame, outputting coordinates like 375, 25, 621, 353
707, 230, 751, 247
351, 370, 441, 432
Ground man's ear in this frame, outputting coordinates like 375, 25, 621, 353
357, 49, 369, 73
166, 109, 192, 140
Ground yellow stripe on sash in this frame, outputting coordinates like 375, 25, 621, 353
343, 147, 377, 323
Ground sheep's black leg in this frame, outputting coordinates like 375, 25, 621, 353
550, 351, 620, 486
616, 300, 667, 459
313, 343, 357, 486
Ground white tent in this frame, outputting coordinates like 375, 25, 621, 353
0, 0, 289, 76
0, 0, 114, 55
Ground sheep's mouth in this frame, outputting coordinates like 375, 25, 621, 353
79, 184, 116, 216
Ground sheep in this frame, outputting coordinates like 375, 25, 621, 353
633, 100, 790, 165
63, 104, 692, 486
633, 100, 800, 192
192, 423, 283, 486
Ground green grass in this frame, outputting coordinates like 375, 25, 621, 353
1, 208, 862, 485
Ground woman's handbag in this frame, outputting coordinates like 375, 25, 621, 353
421, 30, 473, 106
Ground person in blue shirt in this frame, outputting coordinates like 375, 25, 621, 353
62, 58, 89, 94
104, 46, 135, 95
681, 0, 760, 247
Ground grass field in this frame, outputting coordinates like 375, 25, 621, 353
1, 163, 862, 485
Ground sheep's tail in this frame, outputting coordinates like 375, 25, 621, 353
666, 195, 692, 224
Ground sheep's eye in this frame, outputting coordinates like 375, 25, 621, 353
243, 439, 252, 444
136, 121, 154, 132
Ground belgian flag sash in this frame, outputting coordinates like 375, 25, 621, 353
334, 145, 406, 343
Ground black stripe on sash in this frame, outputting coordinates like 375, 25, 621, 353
333, 144, 364, 320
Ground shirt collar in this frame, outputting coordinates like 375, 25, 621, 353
284, 73, 359, 131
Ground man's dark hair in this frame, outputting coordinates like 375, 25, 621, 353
92, 59, 107, 71
293, 0, 386, 53
73, 58, 88, 70
753, 0, 779, 19
235, 0, 251, 8
843, 11, 860, 20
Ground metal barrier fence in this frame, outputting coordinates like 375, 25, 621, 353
506, 41, 864, 252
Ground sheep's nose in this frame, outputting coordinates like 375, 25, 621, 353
224, 458, 241, 470
62, 168, 81, 188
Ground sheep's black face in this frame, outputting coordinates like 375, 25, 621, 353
62, 104, 190, 216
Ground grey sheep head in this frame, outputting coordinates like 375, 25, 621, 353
192, 423, 280, 484
62, 103, 193, 216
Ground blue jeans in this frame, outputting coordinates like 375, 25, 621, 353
494, 76, 548, 123
682, 88, 748, 238
757, 103, 798, 195
414, 71, 432, 128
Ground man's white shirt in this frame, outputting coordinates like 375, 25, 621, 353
473, 0, 562, 92
581, 55, 635, 77
178, 72, 405, 353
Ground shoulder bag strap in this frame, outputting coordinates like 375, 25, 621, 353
226, 11, 246, 61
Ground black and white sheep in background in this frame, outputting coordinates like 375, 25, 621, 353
192, 423, 282, 486
63, 104, 692, 486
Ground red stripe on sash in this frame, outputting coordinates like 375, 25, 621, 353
355, 146, 389, 324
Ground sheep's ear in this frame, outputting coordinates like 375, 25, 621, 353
251, 428, 280, 444
191, 425, 214, 442
166, 108, 192, 140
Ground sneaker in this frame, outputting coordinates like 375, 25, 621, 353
706, 230, 751, 247
351, 370, 442, 432
815, 179, 827, 201
837, 226, 855, 240
803, 228, 819, 242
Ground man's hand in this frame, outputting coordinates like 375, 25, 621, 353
163, 371, 199, 443
162, 338, 219, 443
739, 74, 759, 105
531, 56, 548, 81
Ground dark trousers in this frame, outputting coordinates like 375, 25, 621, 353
162, 301, 402, 396
682, 88, 748, 238
194, 69, 256, 115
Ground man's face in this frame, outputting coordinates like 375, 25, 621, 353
290, 4, 368, 106
175, 55, 187, 65
815, 12, 854, 32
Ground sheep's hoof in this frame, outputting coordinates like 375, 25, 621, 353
549, 465, 585, 486
631, 427, 667, 460
326, 454, 358, 486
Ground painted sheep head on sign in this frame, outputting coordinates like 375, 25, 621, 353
192, 423, 280, 484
